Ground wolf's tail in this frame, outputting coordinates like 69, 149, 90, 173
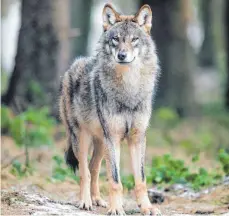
65, 143, 79, 172
59, 73, 79, 172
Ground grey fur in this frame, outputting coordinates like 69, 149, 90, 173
59, 3, 160, 214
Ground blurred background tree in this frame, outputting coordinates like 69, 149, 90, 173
2, 0, 59, 115
198, 0, 216, 68
226, 0, 229, 109
141, 0, 196, 117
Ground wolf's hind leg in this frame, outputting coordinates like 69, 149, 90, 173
89, 138, 107, 208
74, 129, 92, 210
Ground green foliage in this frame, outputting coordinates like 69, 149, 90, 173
122, 175, 134, 191
154, 107, 180, 128
1, 106, 56, 169
1, 106, 56, 147
147, 154, 223, 191
1, 106, 13, 129
51, 155, 79, 183
148, 106, 229, 155
10, 160, 34, 178
1, 69, 9, 94
218, 149, 229, 175
28, 80, 45, 99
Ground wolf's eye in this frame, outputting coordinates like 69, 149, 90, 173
132, 37, 139, 42
112, 36, 119, 42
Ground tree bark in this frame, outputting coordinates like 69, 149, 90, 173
2, 0, 59, 115
226, 0, 229, 109
198, 0, 216, 67
141, 0, 196, 116
70, 0, 92, 59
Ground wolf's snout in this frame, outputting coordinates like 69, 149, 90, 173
117, 51, 127, 61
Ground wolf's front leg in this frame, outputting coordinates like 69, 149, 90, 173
128, 130, 160, 215
105, 138, 125, 215
77, 130, 92, 210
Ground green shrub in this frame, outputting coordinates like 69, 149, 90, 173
154, 107, 180, 128
218, 149, 229, 175
147, 154, 223, 190
10, 160, 34, 178
1, 106, 56, 169
122, 175, 135, 191
51, 155, 79, 183
1, 106, 13, 130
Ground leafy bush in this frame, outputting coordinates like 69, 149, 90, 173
147, 154, 223, 190
218, 149, 229, 175
154, 107, 180, 128
8, 107, 55, 147
120, 150, 229, 191
10, 160, 34, 178
122, 175, 134, 191
51, 155, 79, 182
1, 106, 13, 130
1, 106, 56, 168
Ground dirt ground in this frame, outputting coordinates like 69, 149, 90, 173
1, 136, 229, 215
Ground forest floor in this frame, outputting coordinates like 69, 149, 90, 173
1, 134, 229, 216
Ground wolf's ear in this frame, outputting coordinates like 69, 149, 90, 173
134, 4, 152, 34
103, 4, 120, 31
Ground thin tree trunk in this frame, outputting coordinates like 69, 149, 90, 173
53, 0, 71, 74
198, 0, 216, 67
226, 0, 229, 109
2, 0, 59, 115
141, 0, 196, 116
70, 0, 92, 59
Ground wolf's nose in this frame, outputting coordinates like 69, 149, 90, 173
117, 51, 127, 61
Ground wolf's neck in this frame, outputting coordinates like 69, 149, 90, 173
114, 64, 141, 91
98, 63, 154, 108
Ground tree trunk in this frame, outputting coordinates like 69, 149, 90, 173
52, 0, 71, 75
2, 0, 59, 115
70, 0, 92, 59
198, 0, 216, 67
226, 0, 229, 109
141, 0, 196, 116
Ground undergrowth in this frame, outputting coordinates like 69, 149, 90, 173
121, 150, 229, 191
1, 106, 56, 176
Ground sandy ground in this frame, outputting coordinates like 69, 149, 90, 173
1, 182, 229, 215
1, 136, 229, 215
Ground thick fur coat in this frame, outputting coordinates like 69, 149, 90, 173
59, 4, 160, 215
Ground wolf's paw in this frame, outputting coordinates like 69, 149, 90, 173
92, 196, 107, 208
78, 198, 93, 211
107, 207, 126, 215
140, 205, 161, 215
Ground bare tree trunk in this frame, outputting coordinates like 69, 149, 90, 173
141, 0, 196, 116
226, 0, 229, 109
53, 0, 71, 75
2, 0, 59, 115
198, 0, 216, 67
70, 0, 92, 59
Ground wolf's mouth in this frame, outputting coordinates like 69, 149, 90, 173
116, 57, 135, 65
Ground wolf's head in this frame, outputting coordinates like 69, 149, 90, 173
101, 4, 154, 65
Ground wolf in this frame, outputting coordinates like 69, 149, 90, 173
59, 3, 160, 215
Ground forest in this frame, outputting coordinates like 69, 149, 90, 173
1, 0, 229, 215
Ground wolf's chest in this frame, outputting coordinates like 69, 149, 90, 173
115, 65, 141, 93
88, 113, 130, 141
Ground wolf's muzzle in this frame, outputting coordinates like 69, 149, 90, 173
117, 51, 127, 61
